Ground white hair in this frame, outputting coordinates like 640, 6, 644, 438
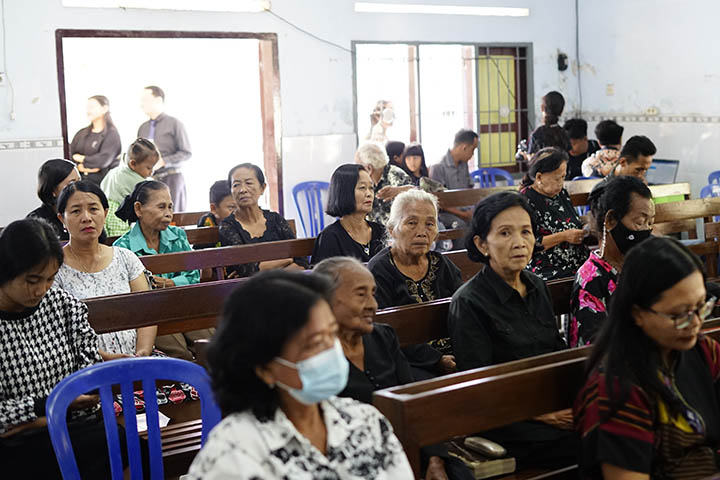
312, 256, 368, 296
354, 143, 389, 171
386, 189, 439, 235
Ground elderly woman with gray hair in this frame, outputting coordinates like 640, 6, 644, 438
368, 189, 461, 379
368, 189, 463, 309
354, 143, 414, 226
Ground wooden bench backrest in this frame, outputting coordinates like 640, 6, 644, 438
172, 211, 206, 226
434, 182, 690, 210
106, 219, 296, 246
374, 323, 720, 475
372, 352, 588, 472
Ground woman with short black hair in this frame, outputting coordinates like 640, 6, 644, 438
520, 147, 589, 280
220, 163, 308, 277
311, 164, 385, 264
568, 176, 654, 347
0, 218, 123, 478
27, 158, 81, 240
575, 237, 720, 479
187, 270, 413, 479
448, 191, 576, 469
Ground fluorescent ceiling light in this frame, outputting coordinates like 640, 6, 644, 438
355, 2, 529, 16
62, 0, 270, 13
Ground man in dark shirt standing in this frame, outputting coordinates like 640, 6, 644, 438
138, 86, 192, 211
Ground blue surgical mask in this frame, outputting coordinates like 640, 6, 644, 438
274, 338, 349, 405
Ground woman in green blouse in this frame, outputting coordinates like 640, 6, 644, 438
113, 180, 211, 360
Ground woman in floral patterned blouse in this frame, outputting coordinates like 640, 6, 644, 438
520, 147, 589, 280
568, 176, 654, 347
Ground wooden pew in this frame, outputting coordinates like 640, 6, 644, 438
654, 195, 720, 237
85, 275, 720, 477
139, 239, 473, 280
172, 211, 206, 227
374, 324, 720, 477
435, 182, 691, 210
106, 219, 296, 246
373, 349, 588, 477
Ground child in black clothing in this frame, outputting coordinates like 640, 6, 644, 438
196, 180, 237, 229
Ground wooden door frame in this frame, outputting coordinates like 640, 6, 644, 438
54, 29, 284, 213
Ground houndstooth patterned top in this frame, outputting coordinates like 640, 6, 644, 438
0, 288, 102, 434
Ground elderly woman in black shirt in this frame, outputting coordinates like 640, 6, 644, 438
448, 191, 577, 468
314, 256, 472, 480
219, 163, 309, 277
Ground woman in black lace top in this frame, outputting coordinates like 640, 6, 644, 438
219, 164, 308, 277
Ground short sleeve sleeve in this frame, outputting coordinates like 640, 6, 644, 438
116, 247, 145, 281
311, 228, 343, 265
573, 373, 654, 476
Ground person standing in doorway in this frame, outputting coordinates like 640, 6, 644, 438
69, 95, 121, 185
138, 86, 192, 212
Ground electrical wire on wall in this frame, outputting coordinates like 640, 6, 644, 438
266, 9, 354, 55
575, 0, 582, 115
1, 0, 15, 120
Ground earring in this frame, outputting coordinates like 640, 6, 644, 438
599, 225, 607, 257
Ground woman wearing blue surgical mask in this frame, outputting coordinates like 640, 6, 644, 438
568, 176, 654, 347
187, 270, 413, 480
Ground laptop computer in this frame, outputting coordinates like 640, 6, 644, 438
646, 159, 680, 185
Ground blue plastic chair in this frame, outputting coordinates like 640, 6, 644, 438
292, 181, 330, 237
701, 184, 720, 199
470, 168, 514, 188
46, 357, 221, 480
709, 171, 720, 185
571, 176, 600, 181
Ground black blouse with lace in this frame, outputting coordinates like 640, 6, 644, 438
218, 210, 310, 277
368, 247, 463, 309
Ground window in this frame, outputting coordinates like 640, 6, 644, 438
354, 42, 530, 171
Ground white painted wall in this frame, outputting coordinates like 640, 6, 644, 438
0, 0, 577, 229
576, 0, 720, 197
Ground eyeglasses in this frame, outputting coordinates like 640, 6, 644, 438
645, 296, 717, 330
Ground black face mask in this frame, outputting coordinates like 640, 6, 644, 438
610, 221, 652, 254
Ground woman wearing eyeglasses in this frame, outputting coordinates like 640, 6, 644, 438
520, 147, 589, 281
574, 236, 720, 479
